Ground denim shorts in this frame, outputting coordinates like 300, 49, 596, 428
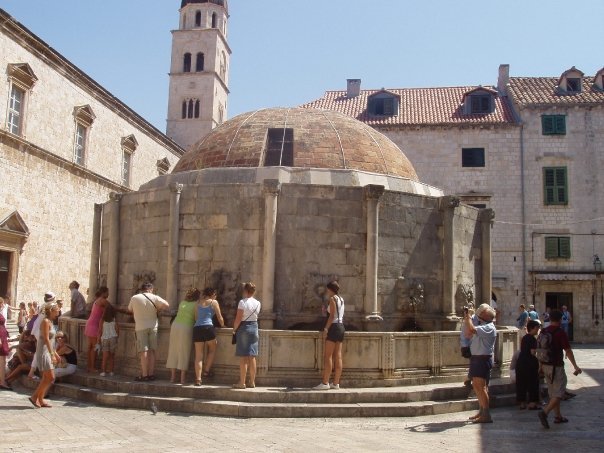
235, 321, 259, 357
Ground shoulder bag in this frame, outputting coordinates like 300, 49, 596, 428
232, 302, 260, 345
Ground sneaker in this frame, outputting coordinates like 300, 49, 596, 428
330, 383, 340, 389
99, 372, 106, 377
313, 383, 330, 390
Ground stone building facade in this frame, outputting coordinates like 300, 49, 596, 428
304, 65, 604, 342
0, 9, 184, 305
505, 66, 604, 342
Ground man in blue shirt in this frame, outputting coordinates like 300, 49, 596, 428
464, 303, 497, 423
528, 305, 539, 321
516, 304, 529, 338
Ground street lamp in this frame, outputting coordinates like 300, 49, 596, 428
594, 254, 602, 272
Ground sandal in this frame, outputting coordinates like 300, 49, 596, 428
134, 376, 148, 382
554, 416, 569, 424
40, 402, 52, 408
147, 375, 156, 381
28, 397, 41, 409
194, 380, 202, 386
232, 383, 246, 389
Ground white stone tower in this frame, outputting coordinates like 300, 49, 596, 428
166, 0, 230, 150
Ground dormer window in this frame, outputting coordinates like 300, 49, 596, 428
462, 87, 497, 115
463, 87, 496, 115
367, 91, 399, 116
557, 66, 584, 95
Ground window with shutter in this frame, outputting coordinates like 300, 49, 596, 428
543, 167, 568, 205
542, 115, 566, 135
545, 237, 571, 259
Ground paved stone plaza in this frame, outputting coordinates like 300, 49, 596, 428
0, 346, 602, 452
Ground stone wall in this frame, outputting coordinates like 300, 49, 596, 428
104, 180, 485, 331
59, 316, 519, 387
381, 126, 523, 324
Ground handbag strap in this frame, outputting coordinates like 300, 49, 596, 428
142, 293, 158, 311
235, 301, 259, 332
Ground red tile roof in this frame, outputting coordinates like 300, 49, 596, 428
301, 86, 516, 127
508, 77, 604, 107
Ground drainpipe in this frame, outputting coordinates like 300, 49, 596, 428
520, 123, 527, 304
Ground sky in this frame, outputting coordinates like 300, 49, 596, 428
1, 0, 603, 132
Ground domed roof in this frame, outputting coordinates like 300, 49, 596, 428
173, 108, 419, 181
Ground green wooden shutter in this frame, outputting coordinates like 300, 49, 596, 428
554, 115, 566, 134
558, 237, 571, 258
542, 116, 554, 134
555, 167, 568, 203
544, 168, 555, 204
545, 237, 558, 259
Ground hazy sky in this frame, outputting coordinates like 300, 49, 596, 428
2, 0, 603, 131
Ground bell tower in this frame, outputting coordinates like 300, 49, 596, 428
166, 0, 230, 150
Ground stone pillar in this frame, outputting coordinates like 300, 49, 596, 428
166, 183, 183, 312
107, 192, 122, 306
440, 196, 460, 323
260, 179, 280, 329
481, 209, 495, 305
364, 184, 385, 329
87, 203, 103, 303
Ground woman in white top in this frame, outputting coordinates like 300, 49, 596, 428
232, 282, 261, 389
314, 281, 345, 390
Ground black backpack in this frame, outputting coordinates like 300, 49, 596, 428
535, 327, 560, 364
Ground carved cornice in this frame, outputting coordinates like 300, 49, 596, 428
169, 182, 184, 194
108, 192, 123, 202
364, 184, 385, 200
263, 179, 281, 195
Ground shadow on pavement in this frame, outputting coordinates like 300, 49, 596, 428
407, 420, 468, 433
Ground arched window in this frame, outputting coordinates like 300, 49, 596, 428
188, 99, 194, 119
183, 53, 192, 72
194, 100, 200, 118
182, 101, 187, 119
195, 11, 202, 27
211, 12, 217, 28
196, 53, 204, 72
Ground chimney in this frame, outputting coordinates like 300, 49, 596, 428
346, 79, 361, 98
497, 64, 510, 95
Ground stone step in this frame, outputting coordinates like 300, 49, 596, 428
61, 372, 514, 404
18, 374, 515, 418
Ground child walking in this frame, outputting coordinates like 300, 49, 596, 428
98, 304, 119, 377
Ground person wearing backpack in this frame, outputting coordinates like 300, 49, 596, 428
536, 310, 582, 429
